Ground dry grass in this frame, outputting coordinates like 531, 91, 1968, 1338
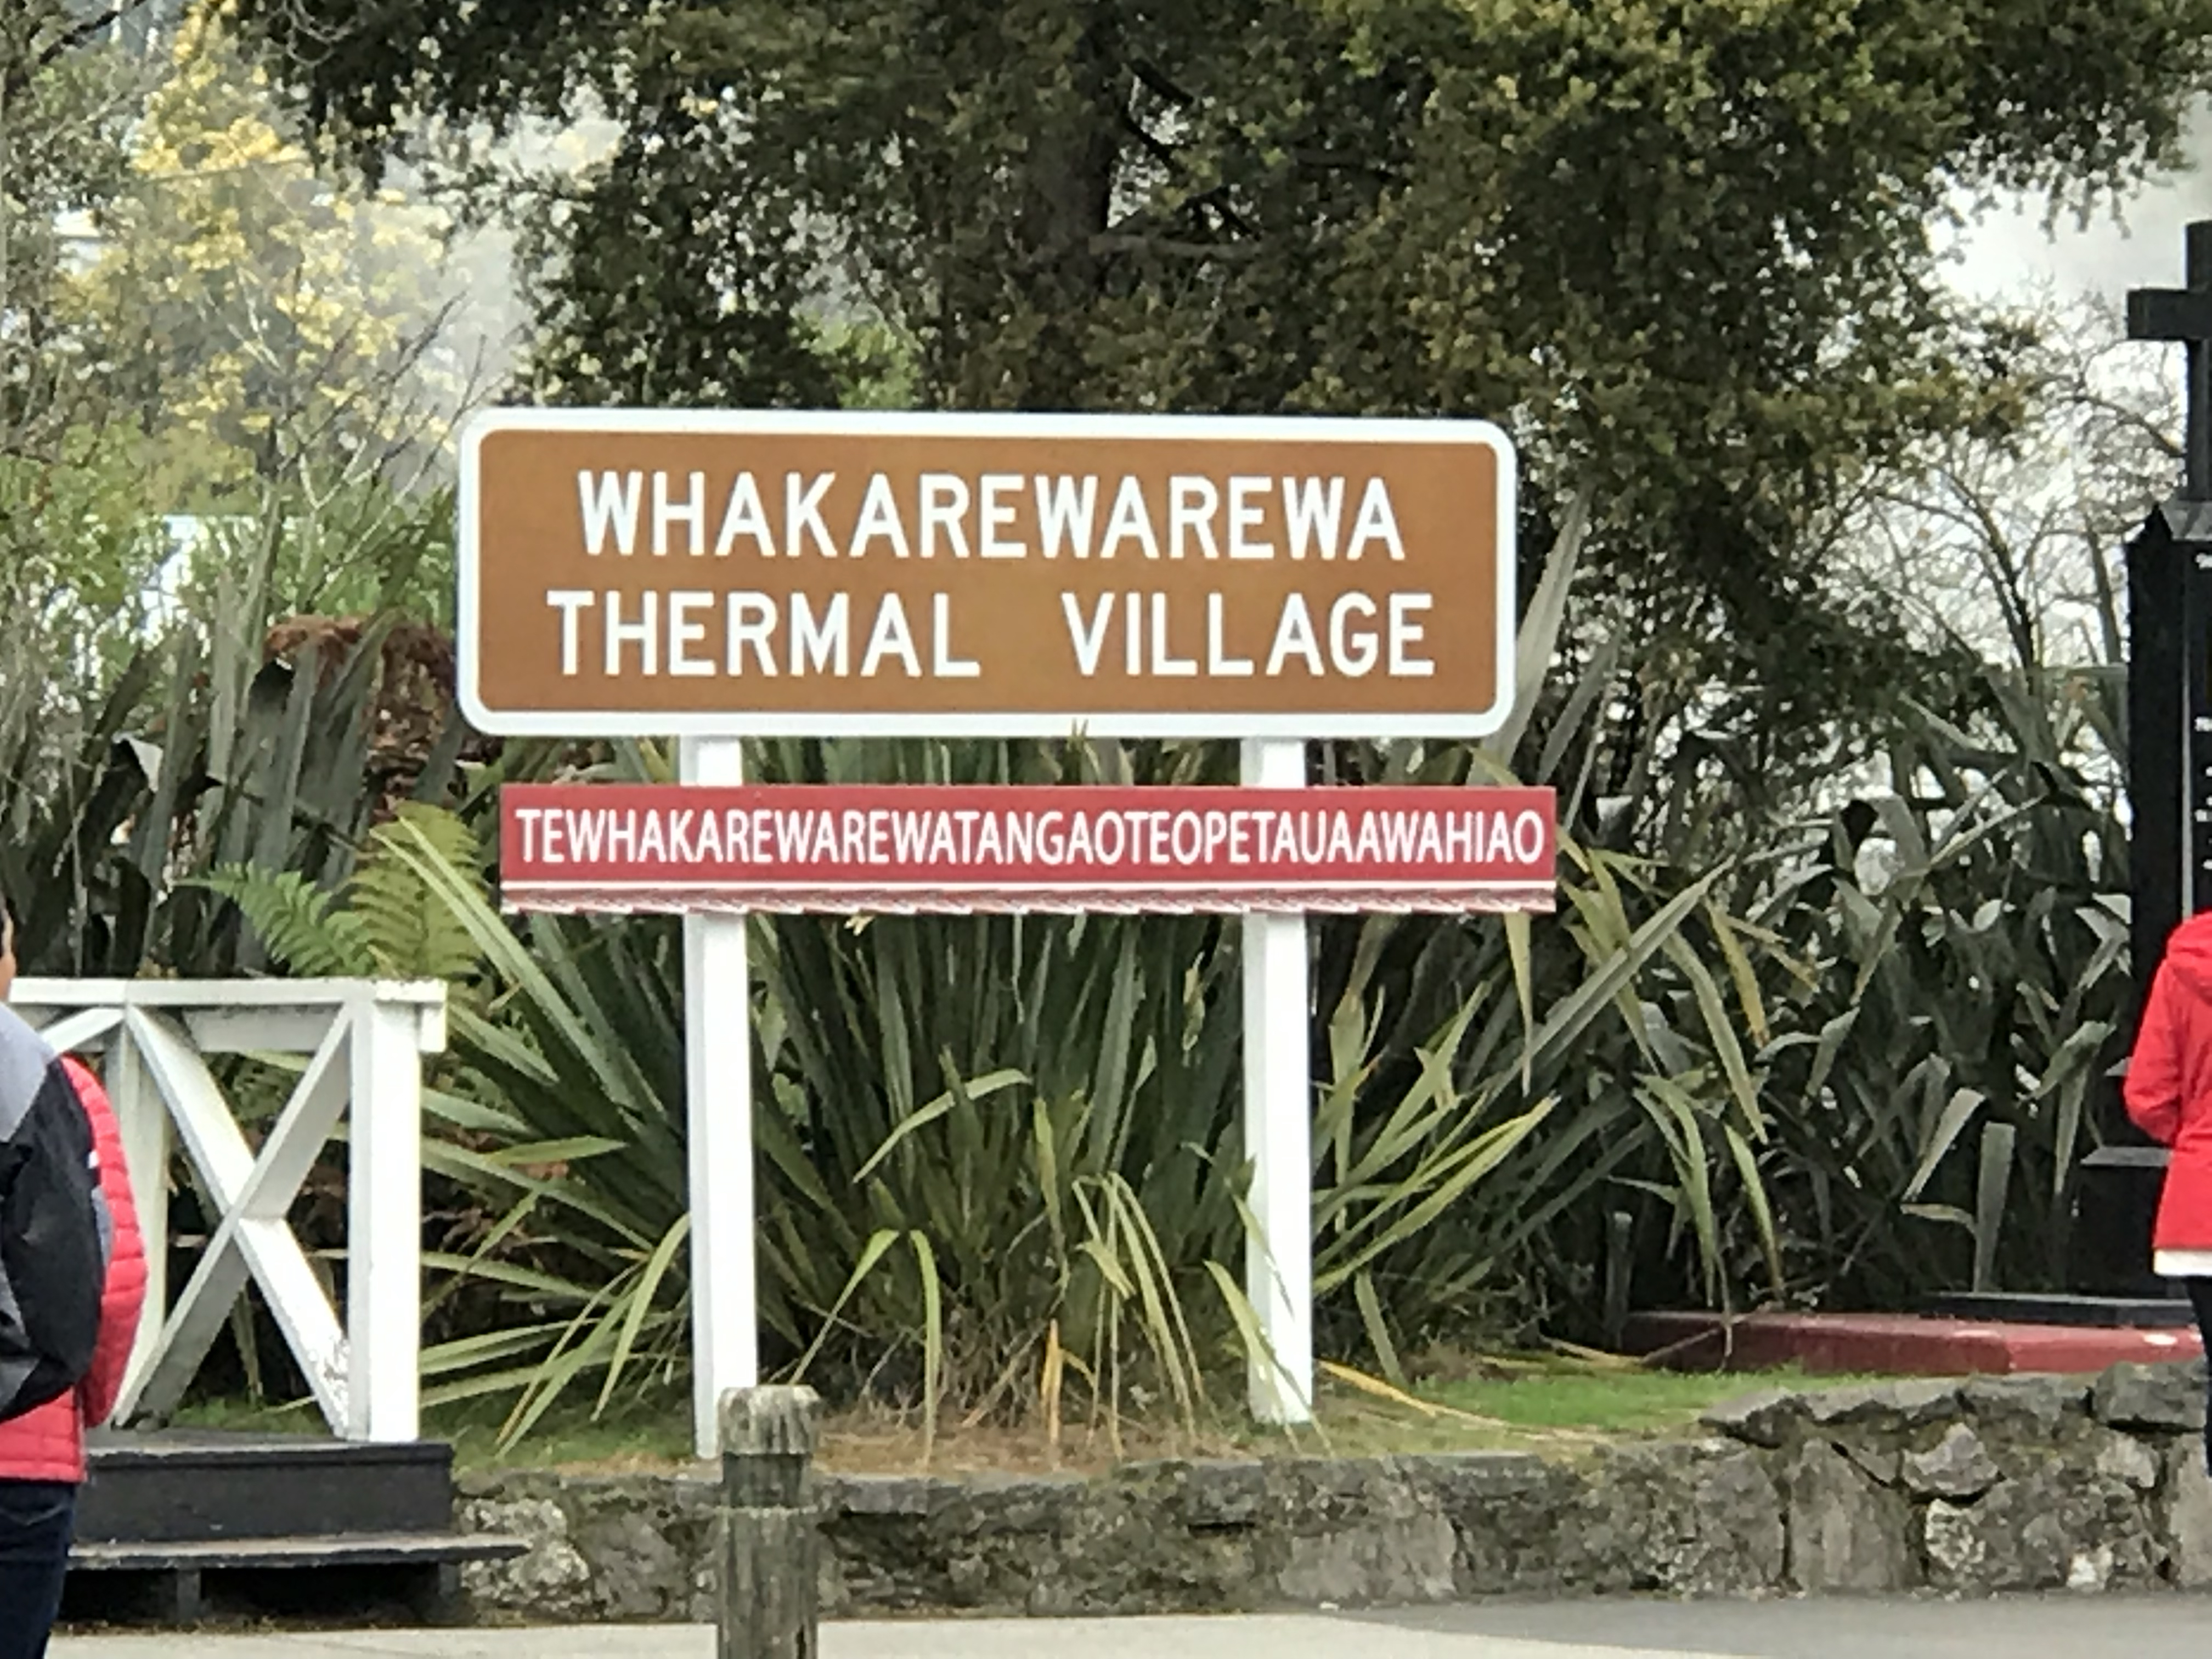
173, 1358, 1882, 1479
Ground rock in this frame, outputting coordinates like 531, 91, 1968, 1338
1785, 1441, 1915, 1592
1567, 1441, 1785, 1596
1838, 1441, 1902, 1488
830, 1476, 945, 1517
2160, 1441, 2212, 1588
1262, 1459, 1460, 1607
944, 1474, 1086, 1536
1414, 1454, 1581, 1597
1274, 1511, 1458, 1606
1801, 1378, 1963, 1435
1701, 1387, 1804, 1448
2092, 1430, 2163, 1493
2094, 1361, 2207, 1433
573, 1506, 684, 1618
1394, 1451, 1557, 1501
455, 1375, 2196, 1623
459, 1495, 594, 1620
1921, 1468, 2158, 1594
1923, 1500, 1983, 1582
2067, 1544, 2117, 1593
1960, 1374, 2090, 1435
567, 1475, 719, 1622
1161, 1460, 1269, 1530
1901, 1424, 2001, 1499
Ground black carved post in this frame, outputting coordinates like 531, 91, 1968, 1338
2124, 218, 2212, 979
2079, 223, 2212, 1295
715, 1386, 822, 1659
2128, 510, 2189, 1000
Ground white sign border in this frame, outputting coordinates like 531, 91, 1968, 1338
455, 407, 1519, 740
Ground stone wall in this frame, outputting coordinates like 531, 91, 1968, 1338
456, 1362, 2212, 1622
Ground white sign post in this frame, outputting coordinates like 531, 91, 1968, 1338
679, 736, 760, 1458
1241, 737, 1314, 1423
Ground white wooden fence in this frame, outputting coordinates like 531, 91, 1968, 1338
12, 979, 444, 1444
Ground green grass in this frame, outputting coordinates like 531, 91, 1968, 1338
167, 1361, 1884, 1475
1420, 1365, 1872, 1434
168, 1391, 697, 1472
1207, 1359, 1891, 1464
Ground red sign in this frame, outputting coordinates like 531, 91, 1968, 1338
499, 785, 1555, 915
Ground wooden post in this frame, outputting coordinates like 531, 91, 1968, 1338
715, 1385, 821, 1659
349, 994, 427, 1442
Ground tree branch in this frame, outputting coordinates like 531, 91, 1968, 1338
33, 0, 153, 71
1128, 59, 1198, 109
1088, 231, 1263, 262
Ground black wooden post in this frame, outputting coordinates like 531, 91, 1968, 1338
715, 1386, 822, 1659
2079, 223, 2212, 1296
2126, 509, 2191, 1018
2125, 220, 2212, 994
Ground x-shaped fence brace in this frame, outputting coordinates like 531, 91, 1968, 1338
12, 980, 446, 1444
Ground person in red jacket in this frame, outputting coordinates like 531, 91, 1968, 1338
0, 905, 147, 1659
2124, 907, 2212, 1475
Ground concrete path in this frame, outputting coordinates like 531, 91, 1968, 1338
56, 1618, 1680, 1659
53, 1619, 1708, 1659
1392, 1595, 2212, 1656
47, 1597, 2212, 1659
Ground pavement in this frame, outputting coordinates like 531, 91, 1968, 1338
46, 1598, 2212, 1659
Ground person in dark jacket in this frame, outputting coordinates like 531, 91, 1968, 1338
0, 902, 147, 1659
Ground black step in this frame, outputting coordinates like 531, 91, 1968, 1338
1922, 1290, 2199, 1329
79, 1431, 454, 1544
65, 1432, 524, 1630
64, 1533, 527, 1627
72, 1533, 527, 1572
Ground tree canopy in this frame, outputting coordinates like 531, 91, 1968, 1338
226, 0, 2212, 802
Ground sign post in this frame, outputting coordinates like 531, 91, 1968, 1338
1241, 737, 1311, 1421
679, 735, 758, 1458
460, 409, 1531, 1454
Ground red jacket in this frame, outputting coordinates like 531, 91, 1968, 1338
0, 1057, 148, 1485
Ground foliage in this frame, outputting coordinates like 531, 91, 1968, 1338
0, 0, 2171, 1449
0, 5, 174, 783
319, 692, 1787, 1447
301, 526, 1778, 1436
0, 0, 473, 721
1, 0, 476, 973
0, 4, 141, 461
232, 0, 2212, 766
58, 0, 475, 620
1744, 663, 2129, 1306
0, 610, 472, 979
1851, 295, 2169, 675
193, 802, 487, 980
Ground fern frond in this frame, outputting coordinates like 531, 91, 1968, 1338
191, 867, 375, 977
351, 803, 487, 981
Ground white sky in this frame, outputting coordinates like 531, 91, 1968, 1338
1945, 110, 2212, 304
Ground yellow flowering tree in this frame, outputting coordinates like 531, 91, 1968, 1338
68, 0, 468, 620
0, 3, 170, 773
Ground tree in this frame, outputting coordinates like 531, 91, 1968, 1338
0, 3, 173, 791
225, 0, 2212, 799
62, 0, 481, 625
1852, 296, 2173, 676
0, 0, 479, 974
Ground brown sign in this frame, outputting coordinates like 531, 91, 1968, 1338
458, 411, 1515, 738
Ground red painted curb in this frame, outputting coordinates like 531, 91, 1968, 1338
1623, 1311, 2203, 1376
